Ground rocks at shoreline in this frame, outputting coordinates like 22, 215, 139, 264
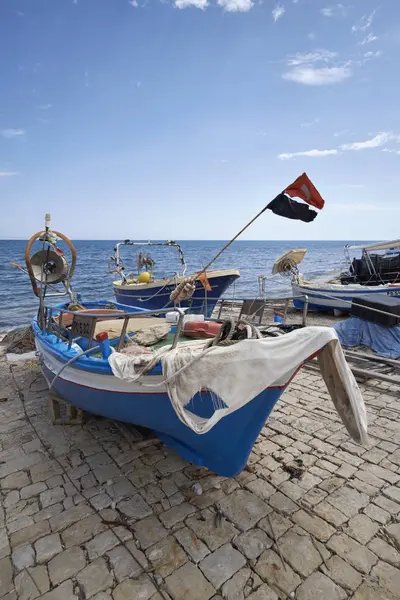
1, 326, 35, 354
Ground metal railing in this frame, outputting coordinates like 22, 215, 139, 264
39, 294, 310, 358
216, 295, 309, 327
40, 305, 186, 353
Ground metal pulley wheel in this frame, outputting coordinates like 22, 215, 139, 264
31, 249, 69, 284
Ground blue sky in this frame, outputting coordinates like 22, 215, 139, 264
1, 0, 399, 240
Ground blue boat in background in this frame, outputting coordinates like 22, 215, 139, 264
108, 239, 240, 316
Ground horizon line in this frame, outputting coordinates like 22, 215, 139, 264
0, 238, 377, 242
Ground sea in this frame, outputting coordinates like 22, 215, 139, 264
0, 239, 371, 330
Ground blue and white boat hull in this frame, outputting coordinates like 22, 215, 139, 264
113, 269, 240, 317
33, 299, 367, 477
35, 329, 285, 477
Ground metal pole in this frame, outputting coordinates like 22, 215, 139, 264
172, 308, 185, 349
302, 295, 308, 327
344, 349, 400, 370
117, 315, 130, 352
283, 298, 289, 324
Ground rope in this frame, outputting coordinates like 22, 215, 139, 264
167, 200, 273, 298
196, 203, 270, 277
48, 345, 101, 391
170, 277, 196, 304
217, 339, 240, 346
116, 317, 260, 389
137, 274, 178, 303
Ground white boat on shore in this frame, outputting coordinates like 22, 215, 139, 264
273, 242, 400, 313
292, 279, 400, 312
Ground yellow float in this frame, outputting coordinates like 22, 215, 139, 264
138, 271, 151, 283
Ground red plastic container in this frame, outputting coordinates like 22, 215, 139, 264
183, 321, 222, 339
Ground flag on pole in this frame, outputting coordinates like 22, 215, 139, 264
266, 173, 325, 223
284, 173, 325, 209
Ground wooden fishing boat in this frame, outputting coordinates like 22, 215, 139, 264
19, 215, 367, 477
294, 241, 400, 312
108, 240, 240, 316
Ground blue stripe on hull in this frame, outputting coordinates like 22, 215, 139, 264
293, 300, 340, 312
293, 298, 350, 312
43, 365, 283, 477
114, 274, 239, 317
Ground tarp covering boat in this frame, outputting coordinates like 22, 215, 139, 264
109, 326, 368, 444
334, 317, 400, 359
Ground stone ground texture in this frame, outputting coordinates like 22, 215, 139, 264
1, 346, 400, 600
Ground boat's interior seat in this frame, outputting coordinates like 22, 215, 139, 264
94, 317, 170, 341
55, 310, 172, 347
56, 308, 124, 328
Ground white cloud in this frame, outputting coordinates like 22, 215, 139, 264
0, 171, 18, 177
283, 48, 352, 85
272, 4, 285, 21
334, 129, 349, 137
217, 0, 253, 11
382, 148, 400, 155
364, 50, 382, 58
320, 4, 347, 17
361, 33, 378, 45
308, 33, 316, 40
1, 129, 25, 139
37, 103, 52, 110
341, 132, 400, 151
300, 118, 320, 127
128, 0, 138, 6
278, 149, 338, 159
283, 65, 351, 85
279, 131, 400, 161
287, 49, 337, 66
352, 11, 375, 32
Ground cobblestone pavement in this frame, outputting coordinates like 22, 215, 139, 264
1, 348, 400, 600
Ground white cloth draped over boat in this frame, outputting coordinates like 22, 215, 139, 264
108, 326, 368, 444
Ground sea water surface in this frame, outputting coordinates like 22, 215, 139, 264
0, 239, 371, 330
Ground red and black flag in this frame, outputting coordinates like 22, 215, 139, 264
267, 173, 325, 223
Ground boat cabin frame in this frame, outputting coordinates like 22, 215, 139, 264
39, 304, 187, 354
109, 240, 187, 283
343, 239, 400, 285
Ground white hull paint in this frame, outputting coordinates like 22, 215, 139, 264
292, 282, 400, 312
36, 340, 167, 395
